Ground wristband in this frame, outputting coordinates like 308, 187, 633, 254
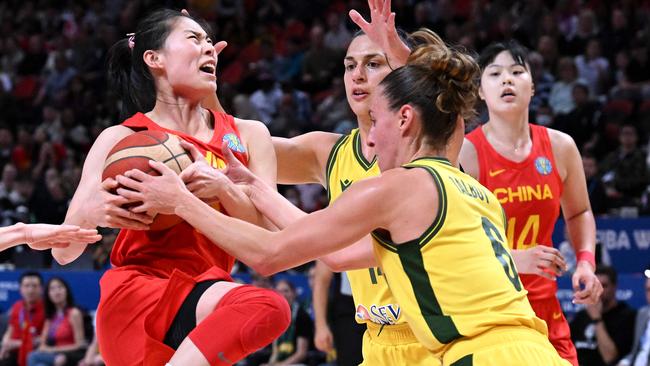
577, 250, 596, 269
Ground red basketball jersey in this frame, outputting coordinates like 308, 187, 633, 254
466, 124, 563, 300
110, 110, 249, 276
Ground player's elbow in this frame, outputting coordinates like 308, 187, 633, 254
53, 255, 73, 266
251, 260, 281, 277
319, 257, 344, 272
248, 241, 285, 276
52, 249, 78, 266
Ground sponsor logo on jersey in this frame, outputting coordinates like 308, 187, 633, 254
489, 168, 506, 177
355, 304, 401, 325
534, 157, 552, 176
493, 184, 554, 204
222, 133, 246, 153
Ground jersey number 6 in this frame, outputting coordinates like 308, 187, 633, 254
482, 217, 522, 291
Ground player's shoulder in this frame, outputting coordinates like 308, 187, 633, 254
369, 167, 427, 197
299, 131, 344, 147
459, 138, 480, 179
545, 127, 578, 154
233, 118, 272, 148
99, 124, 134, 138
233, 118, 270, 135
460, 137, 479, 160
93, 125, 134, 147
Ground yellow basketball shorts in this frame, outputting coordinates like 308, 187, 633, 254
359, 322, 441, 366
442, 325, 572, 366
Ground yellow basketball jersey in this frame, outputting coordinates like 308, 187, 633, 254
371, 157, 547, 352
326, 129, 404, 326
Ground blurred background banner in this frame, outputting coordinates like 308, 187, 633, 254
554, 217, 650, 273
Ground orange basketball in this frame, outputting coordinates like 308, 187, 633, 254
102, 130, 193, 230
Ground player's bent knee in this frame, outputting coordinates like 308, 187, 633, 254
238, 287, 291, 352
187, 285, 290, 364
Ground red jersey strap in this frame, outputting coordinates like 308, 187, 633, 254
465, 125, 490, 183
120, 110, 249, 165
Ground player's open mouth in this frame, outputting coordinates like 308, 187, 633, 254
352, 89, 369, 100
199, 62, 216, 75
500, 88, 515, 98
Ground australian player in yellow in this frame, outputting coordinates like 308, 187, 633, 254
371, 157, 560, 365
117, 29, 571, 366
243, 2, 433, 365
325, 128, 434, 365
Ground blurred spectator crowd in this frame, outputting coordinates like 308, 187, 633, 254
0, 0, 649, 269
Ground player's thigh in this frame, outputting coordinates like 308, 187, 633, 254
195, 281, 243, 324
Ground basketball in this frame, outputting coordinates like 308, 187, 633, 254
102, 130, 193, 230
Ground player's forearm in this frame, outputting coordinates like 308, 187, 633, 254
565, 209, 597, 266
320, 235, 377, 272
215, 179, 266, 227
53, 193, 97, 264
312, 261, 332, 329
0, 223, 27, 250
52, 210, 88, 264
249, 179, 308, 229
175, 191, 287, 275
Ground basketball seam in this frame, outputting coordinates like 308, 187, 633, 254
163, 153, 190, 165
147, 133, 184, 172
104, 155, 157, 172
110, 141, 167, 150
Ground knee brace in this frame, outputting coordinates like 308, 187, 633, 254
188, 285, 290, 365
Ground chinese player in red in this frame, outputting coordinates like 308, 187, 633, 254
51, 9, 289, 366
461, 41, 603, 365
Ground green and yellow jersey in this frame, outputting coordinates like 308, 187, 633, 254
326, 128, 404, 326
372, 157, 547, 352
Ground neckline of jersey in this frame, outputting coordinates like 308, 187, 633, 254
135, 110, 219, 146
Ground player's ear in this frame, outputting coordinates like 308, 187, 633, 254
478, 85, 485, 100
143, 50, 163, 71
398, 104, 413, 135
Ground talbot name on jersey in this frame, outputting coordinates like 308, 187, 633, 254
448, 176, 490, 204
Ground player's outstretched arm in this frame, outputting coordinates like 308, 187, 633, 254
117, 161, 390, 275
0, 223, 101, 252
551, 130, 601, 304
349, 0, 410, 69
53, 126, 153, 265
222, 145, 377, 270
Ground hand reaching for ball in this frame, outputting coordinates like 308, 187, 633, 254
116, 160, 190, 216
178, 140, 230, 202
